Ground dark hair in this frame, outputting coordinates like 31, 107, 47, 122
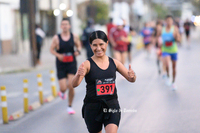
109, 18, 113, 23
35, 24, 40, 28
129, 26, 135, 31
165, 15, 173, 20
156, 20, 162, 26
87, 18, 94, 27
89, 30, 108, 44
62, 18, 70, 22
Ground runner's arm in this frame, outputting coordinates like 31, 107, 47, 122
121, 36, 130, 43
113, 59, 136, 82
174, 26, 181, 43
72, 60, 90, 87
156, 27, 162, 47
109, 29, 117, 47
50, 35, 63, 61
73, 33, 82, 55
121, 31, 129, 43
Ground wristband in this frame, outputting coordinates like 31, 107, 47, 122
76, 50, 81, 55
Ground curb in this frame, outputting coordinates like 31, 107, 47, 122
44, 95, 55, 103
29, 101, 41, 111
7, 96, 57, 122
9, 110, 24, 121
0, 66, 53, 75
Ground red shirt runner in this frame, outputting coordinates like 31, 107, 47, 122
110, 28, 128, 52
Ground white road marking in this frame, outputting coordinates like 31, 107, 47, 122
32, 91, 51, 96
7, 92, 22, 98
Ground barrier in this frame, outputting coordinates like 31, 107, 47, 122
23, 79, 29, 113
1, 72, 59, 124
50, 70, 57, 97
37, 74, 44, 105
29, 101, 41, 111
44, 95, 55, 103
9, 110, 24, 121
0, 86, 8, 124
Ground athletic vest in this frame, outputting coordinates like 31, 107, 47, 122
84, 57, 118, 103
56, 33, 76, 65
161, 26, 178, 53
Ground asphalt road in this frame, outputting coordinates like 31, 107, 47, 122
0, 42, 200, 133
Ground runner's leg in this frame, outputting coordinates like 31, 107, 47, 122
105, 124, 118, 133
162, 56, 170, 77
172, 60, 177, 83
128, 51, 131, 63
156, 48, 161, 74
121, 51, 127, 65
114, 50, 122, 63
58, 78, 67, 93
67, 74, 75, 107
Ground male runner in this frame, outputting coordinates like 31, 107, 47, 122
50, 18, 81, 114
161, 15, 181, 90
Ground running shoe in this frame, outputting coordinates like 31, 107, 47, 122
58, 91, 67, 100
67, 107, 75, 114
171, 83, 177, 91
158, 69, 161, 75
162, 74, 167, 80
165, 77, 171, 86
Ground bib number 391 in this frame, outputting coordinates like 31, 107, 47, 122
96, 78, 115, 96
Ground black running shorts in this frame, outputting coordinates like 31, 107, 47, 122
83, 100, 121, 133
56, 62, 77, 80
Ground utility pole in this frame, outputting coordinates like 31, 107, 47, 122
70, 0, 77, 33
56, 0, 62, 33
128, 0, 135, 28
28, 0, 37, 67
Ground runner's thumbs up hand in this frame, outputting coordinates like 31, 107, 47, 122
128, 64, 135, 79
77, 63, 85, 76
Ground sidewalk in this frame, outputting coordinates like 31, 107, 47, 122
0, 39, 54, 74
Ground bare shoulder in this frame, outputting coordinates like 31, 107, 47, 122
52, 35, 59, 44
72, 33, 79, 39
52, 34, 59, 40
174, 25, 179, 31
84, 60, 90, 68
83, 60, 91, 74
113, 58, 120, 68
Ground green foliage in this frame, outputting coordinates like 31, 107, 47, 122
92, 1, 109, 25
191, 0, 200, 13
152, 3, 170, 19
172, 10, 181, 17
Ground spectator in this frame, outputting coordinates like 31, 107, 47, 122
35, 24, 46, 65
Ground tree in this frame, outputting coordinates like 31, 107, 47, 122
191, 0, 200, 14
77, 1, 109, 25
152, 3, 170, 19
93, 1, 109, 25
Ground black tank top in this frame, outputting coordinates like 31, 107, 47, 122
84, 57, 118, 103
56, 33, 76, 66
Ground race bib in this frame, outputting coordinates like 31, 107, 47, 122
62, 53, 74, 63
96, 78, 115, 96
165, 41, 173, 47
